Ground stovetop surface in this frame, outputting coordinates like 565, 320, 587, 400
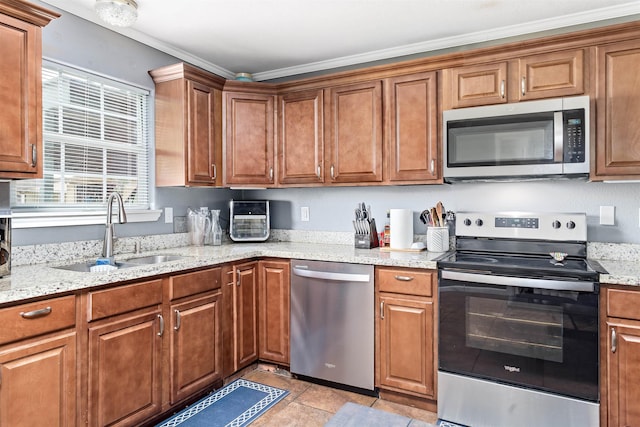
437, 251, 599, 281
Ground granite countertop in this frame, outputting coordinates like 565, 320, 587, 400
0, 242, 446, 306
595, 259, 640, 286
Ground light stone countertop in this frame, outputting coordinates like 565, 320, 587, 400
595, 260, 640, 286
0, 241, 446, 306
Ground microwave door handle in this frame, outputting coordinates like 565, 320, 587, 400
554, 111, 564, 162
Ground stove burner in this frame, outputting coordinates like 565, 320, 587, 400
456, 255, 498, 263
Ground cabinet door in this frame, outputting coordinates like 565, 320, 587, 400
0, 332, 76, 427
325, 81, 383, 183
378, 294, 434, 398
444, 62, 508, 108
187, 80, 221, 185
224, 92, 275, 185
170, 293, 221, 404
234, 262, 259, 370
88, 307, 163, 427
258, 260, 290, 364
0, 13, 41, 178
594, 40, 640, 179
386, 72, 439, 182
605, 321, 640, 427
517, 49, 584, 101
278, 89, 324, 185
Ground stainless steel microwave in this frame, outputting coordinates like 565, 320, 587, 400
443, 96, 589, 182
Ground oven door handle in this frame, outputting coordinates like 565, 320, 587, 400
440, 270, 596, 292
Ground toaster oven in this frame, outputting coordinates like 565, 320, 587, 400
229, 200, 270, 242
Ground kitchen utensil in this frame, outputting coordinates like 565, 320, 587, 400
431, 207, 439, 227
436, 202, 445, 225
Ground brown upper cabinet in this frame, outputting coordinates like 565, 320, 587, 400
224, 84, 277, 186
443, 49, 585, 109
593, 39, 640, 180
0, 1, 58, 179
324, 80, 384, 184
385, 72, 440, 183
149, 63, 225, 187
277, 89, 325, 185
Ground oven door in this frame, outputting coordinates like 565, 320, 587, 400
438, 269, 599, 402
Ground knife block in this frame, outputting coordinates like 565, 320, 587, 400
354, 219, 379, 249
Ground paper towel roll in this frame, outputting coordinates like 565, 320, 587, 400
390, 209, 413, 249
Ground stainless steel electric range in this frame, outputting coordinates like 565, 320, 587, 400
437, 212, 603, 427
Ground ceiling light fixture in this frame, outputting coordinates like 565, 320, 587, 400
95, 0, 138, 27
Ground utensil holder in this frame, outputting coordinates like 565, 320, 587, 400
427, 226, 449, 252
354, 219, 379, 249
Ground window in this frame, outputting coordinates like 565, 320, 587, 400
12, 61, 150, 211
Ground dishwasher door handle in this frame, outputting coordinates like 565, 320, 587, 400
292, 267, 371, 282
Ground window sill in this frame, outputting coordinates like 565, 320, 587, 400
11, 209, 162, 229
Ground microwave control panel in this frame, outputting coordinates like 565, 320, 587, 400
563, 109, 586, 163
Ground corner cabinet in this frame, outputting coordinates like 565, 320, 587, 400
325, 80, 384, 184
258, 259, 290, 365
0, 1, 58, 179
223, 83, 277, 186
376, 267, 437, 404
602, 287, 640, 427
593, 40, 640, 180
149, 63, 225, 187
0, 295, 76, 426
385, 72, 440, 183
442, 49, 585, 108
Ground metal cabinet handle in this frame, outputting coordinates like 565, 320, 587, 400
212, 164, 217, 180
31, 144, 37, 167
521, 77, 526, 96
330, 165, 335, 180
430, 159, 435, 174
269, 167, 274, 181
20, 306, 52, 319
380, 301, 385, 320
157, 314, 164, 336
500, 80, 505, 98
317, 166, 321, 178
612, 327, 617, 353
394, 275, 414, 282
174, 309, 181, 331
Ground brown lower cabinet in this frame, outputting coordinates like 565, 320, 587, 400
87, 280, 164, 427
376, 267, 437, 404
602, 286, 640, 427
0, 296, 76, 427
258, 259, 290, 365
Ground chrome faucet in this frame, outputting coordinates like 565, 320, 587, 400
102, 192, 127, 259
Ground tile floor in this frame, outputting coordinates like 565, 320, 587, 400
239, 365, 440, 426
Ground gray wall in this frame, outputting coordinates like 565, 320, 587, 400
13, 3, 640, 246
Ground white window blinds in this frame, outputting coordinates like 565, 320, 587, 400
12, 61, 150, 210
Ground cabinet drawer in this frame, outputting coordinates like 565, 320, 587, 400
607, 288, 640, 320
170, 267, 222, 300
88, 279, 163, 321
0, 295, 76, 345
376, 267, 433, 296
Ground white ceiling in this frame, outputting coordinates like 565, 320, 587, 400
41, 0, 640, 81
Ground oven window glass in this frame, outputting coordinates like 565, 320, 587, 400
447, 112, 554, 167
439, 279, 598, 401
466, 296, 563, 363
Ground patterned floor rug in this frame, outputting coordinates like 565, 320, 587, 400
155, 379, 289, 427
326, 402, 436, 427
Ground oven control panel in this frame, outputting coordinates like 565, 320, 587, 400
456, 212, 587, 241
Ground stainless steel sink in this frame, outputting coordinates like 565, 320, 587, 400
124, 254, 187, 264
54, 254, 188, 272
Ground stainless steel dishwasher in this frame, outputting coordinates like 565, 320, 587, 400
290, 259, 374, 393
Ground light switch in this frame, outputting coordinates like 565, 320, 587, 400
165, 207, 173, 224
301, 207, 310, 222
599, 206, 615, 225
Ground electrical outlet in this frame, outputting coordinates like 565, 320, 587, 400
301, 206, 310, 222
164, 207, 173, 224
599, 206, 615, 225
